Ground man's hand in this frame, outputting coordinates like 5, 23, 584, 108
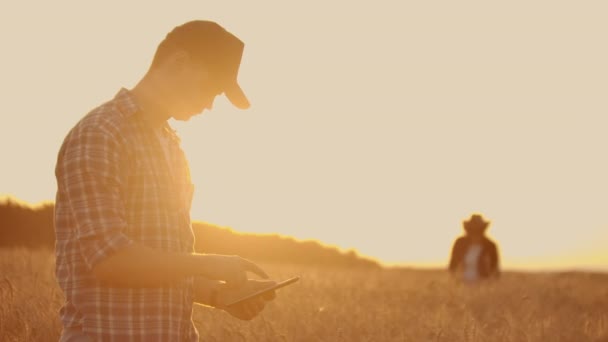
217, 279, 277, 321
197, 254, 269, 288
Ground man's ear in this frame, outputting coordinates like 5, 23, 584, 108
164, 50, 191, 71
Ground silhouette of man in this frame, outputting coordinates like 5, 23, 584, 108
54, 21, 276, 341
448, 214, 500, 282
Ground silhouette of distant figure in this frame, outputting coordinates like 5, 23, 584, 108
54, 21, 277, 341
448, 214, 500, 282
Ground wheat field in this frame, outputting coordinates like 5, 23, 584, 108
1, 248, 607, 342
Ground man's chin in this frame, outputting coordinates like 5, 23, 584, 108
173, 110, 203, 121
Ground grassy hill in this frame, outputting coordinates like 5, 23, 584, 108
0, 196, 379, 268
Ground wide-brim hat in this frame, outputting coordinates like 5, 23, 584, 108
463, 214, 490, 233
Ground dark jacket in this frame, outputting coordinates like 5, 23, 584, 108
448, 236, 500, 278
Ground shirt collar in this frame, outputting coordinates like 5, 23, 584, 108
114, 88, 181, 143
113, 88, 142, 118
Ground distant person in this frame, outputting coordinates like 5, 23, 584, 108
448, 214, 500, 282
55, 21, 277, 341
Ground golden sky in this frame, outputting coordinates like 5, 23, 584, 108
1, 1, 607, 269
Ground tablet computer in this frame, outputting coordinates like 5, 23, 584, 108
224, 276, 300, 307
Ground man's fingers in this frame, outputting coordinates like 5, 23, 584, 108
224, 276, 247, 289
262, 289, 276, 301
240, 258, 269, 279
245, 297, 264, 317
224, 263, 248, 288
223, 256, 268, 288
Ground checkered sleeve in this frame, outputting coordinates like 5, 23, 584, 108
60, 125, 134, 270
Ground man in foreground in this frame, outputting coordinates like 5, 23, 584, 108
55, 20, 276, 341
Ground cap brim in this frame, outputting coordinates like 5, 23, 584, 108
225, 82, 250, 109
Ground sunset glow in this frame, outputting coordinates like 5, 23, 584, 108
1, 1, 607, 269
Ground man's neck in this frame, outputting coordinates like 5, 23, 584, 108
130, 73, 172, 129
466, 234, 483, 242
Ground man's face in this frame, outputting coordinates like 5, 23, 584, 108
170, 59, 224, 121
465, 225, 485, 240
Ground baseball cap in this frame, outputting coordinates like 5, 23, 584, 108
162, 20, 250, 109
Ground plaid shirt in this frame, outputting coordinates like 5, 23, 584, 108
54, 89, 198, 341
